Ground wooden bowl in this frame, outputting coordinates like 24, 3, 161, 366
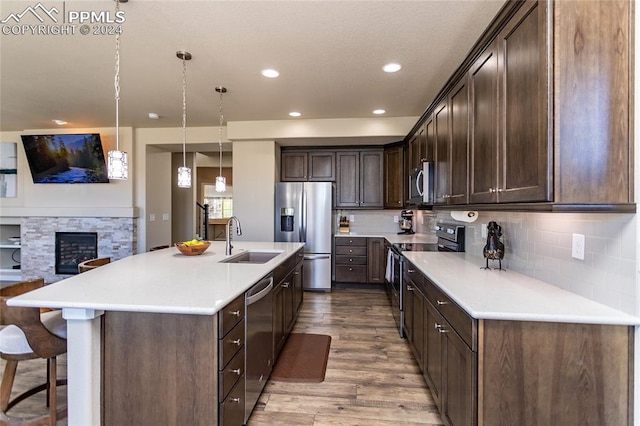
175, 241, 211, 256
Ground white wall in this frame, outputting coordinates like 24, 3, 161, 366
145, 146, 172, 250
232, 141, 276, 242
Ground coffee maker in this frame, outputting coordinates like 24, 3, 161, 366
397, 209, 415, 234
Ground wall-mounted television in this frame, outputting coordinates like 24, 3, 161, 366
21, 133, 109, 183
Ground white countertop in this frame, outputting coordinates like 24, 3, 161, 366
335, 232, 437, 245
8, 241, 304, 316
403, 252, 640, 326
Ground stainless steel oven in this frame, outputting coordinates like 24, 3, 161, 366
386, 223, 465, 337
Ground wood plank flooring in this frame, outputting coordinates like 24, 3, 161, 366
248, 287, 442, 426
0, 287, 441, 425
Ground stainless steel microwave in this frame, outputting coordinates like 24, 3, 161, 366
408, 161, 434, 205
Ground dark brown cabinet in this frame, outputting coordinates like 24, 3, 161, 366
274, 249, 304, 358
366, 237, 385, 284
334, 237, 385, 284
433, 101, 449, 205
403, 266, 425, 368
448, 78, 469, 205
383, 145, 404, 208
281, 150, 336, 182
470, 0, 550, 204
336, 150, 383, 208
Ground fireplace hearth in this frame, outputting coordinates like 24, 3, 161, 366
55, 232, 98, 275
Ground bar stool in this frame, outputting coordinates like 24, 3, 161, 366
0, 278, 67, 425
77, 257, 111, 274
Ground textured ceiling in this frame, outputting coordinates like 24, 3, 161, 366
0, 0, 505, 136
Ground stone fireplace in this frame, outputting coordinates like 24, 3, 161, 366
21, 217, 137, 283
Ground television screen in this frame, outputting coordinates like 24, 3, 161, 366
21, 133, 109, 183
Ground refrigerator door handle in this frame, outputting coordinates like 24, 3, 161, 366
304, 254, 331, 260
298, 189, 304, 242
301, 189, 307, 242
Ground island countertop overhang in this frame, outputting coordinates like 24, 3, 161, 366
8, 241, 305, 315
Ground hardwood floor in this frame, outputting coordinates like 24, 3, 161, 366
248, 287, 442, 426
0, 287, 441, 425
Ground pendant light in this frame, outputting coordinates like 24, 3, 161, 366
107, 0, 128, 180
215, 86, 227, 192
177, 51, 192, 188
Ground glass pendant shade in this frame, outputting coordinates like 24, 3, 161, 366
215, 175, 226, 192
107, 149, 128, 180
178, 166, 192, 188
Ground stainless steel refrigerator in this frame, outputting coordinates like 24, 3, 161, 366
275, 182, 332, 291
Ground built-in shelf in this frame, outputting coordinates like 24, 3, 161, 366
0, 244, 21, 249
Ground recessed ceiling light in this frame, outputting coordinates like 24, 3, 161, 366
373, 109, 386, 115
382, 63, 402, 73
289, 112, 301, 117
148, 113, 160, 120
261, 69, 280, 78
52, 119, 67, 125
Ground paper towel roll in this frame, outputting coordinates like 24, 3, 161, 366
450, 210, 478, 223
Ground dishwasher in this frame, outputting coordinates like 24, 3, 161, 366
244, 275, 274, 424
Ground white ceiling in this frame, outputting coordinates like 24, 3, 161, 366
0, 0, 506, 146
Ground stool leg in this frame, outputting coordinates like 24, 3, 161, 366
48, 357, 57, 426
0, 359, 18, 412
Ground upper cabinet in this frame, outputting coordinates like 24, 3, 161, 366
384, 144, 404, 209
336, 149, 384, 208
410, 0, 633, 211
281, 150, 336, 182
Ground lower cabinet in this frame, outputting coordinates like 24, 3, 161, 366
403, 258, 632, 426
334, 236, 386, 284
274, 249, 304, 359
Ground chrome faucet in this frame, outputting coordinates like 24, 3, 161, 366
225, 216, 243, 255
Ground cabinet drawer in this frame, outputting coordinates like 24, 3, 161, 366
219, 294, 244, 337
334, 255, 367, 265
335, 246, 367, 256
219, 348, 244, 402
220, 374, 245, 426
219, 319, 244, 368
335, 237, 367, 246
335, 265, 367, 282
424, 279, 476, 350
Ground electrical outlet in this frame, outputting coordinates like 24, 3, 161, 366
349, 215, 355, 222
572, 233, 585, 260
162, 213, 170, 221
149, 214, 156, 222
393, 216, 399, 223
481, 224, 487, 238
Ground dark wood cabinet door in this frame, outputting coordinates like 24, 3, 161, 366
282, 273, 295, 334
442, 327, 477, 426
434, 101, 450, 204
411, 285, 425, 369
292, 262, 303, 314
336, 151, 360, 207
403, 278, 414, 342
448, 77, 469, 205
469, 42, 499, 204
272, 282, 285, 358
359, 150, 384, 208
366, 237, 385, 284
308, 151, 336, 181
408, 130, 422, 171
424, 300, 444, 410
498, 0, 551, 203
424, 116, 435, 163
281, 152, 308, 182
384, 145, 404, 208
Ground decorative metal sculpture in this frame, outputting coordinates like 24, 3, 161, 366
482, 221, 505, 271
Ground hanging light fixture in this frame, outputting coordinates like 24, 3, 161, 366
107, 0, 128, 180
215, 86, 227, 192
177, 51, 192, 188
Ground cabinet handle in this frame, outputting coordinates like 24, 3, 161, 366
349, 240, 353, 243
436, 300, 448, 306
349, 258, 353, 262
407, 285, 414, 291
282, 282, 290, 288
497, 188, 504, 193
349, 268, 353, 271
230, 397, 241, 403
349, 249, 353, 253
407, 269, 415, 273
293, 271, 300, 275
438, 328, 449, 333
398, 201, 401, 204
434, 323, 442, 329
231, 339, 242, 346
489, 188, 495, 193
230, 310, 241, 317
231, 368, 241, 375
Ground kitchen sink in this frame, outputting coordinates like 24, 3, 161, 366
219, 250, 282, 264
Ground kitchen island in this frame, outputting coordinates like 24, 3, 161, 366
8, 241, 305, 426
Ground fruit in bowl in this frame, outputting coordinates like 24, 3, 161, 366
175, 239, 211, 256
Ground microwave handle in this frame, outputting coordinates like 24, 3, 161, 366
416, 169, 424, 196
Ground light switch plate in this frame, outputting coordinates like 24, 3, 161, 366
481, 224, 487, 238
149, 214, 156, 222
572, 233, 585, 260
393, 216, 399, 223
162, 213, 169, 221
349, 215, 355, 222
